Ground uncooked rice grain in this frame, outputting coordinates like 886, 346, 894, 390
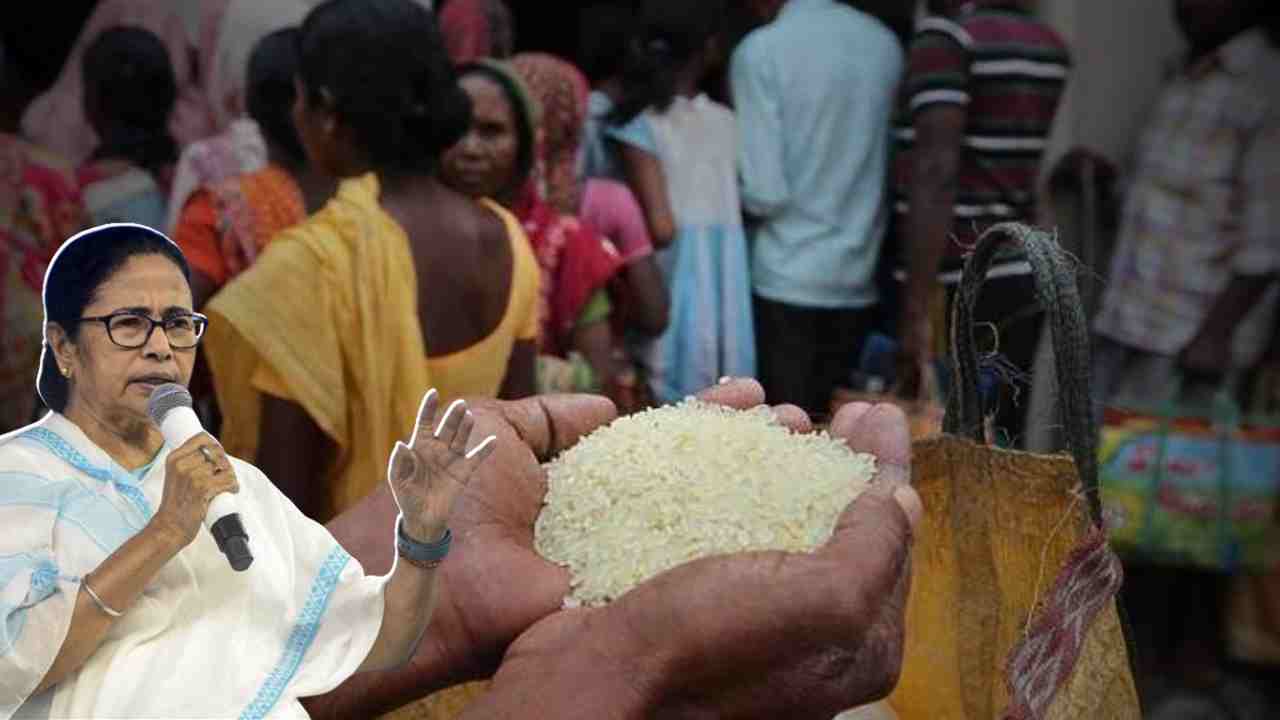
535, 400, 876, 607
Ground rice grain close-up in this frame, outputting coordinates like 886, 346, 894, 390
535, 400, 877, 607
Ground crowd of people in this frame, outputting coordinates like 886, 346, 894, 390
2, 0, 1279, 717
1, 0, 1065, 453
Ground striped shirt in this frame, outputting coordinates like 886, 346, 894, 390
892, 2, 1070, 275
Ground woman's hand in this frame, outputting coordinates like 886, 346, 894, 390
151, 434, 239, 547
351, 392, 500, 675
387, 390, 497, 542
34, 432, 245, 695
312, 392, 619, 717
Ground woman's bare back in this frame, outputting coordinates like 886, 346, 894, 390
381, 180, 515, 357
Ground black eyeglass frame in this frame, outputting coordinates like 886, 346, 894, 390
77, 311, 209, 350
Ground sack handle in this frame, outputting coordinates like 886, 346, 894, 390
944, 223, 1103, 526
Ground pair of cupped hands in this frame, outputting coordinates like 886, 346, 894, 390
317, 379, 922, 719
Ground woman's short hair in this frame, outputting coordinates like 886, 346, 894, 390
38, 224, 191, 413
246, 28, 306, 167
297, 0, 472, 175
455, 60, 538, 196
81, 26, 178, 175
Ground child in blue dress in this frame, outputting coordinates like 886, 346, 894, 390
606, 0, 755, 403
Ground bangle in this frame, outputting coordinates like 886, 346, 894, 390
396, 517, 452, 570
82, 575, 123, 618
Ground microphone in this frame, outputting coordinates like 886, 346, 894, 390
148, 384, 253, 571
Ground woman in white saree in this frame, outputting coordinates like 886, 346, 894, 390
0, 222, 495, 719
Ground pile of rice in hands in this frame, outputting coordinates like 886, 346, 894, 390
535, 400, 877, 607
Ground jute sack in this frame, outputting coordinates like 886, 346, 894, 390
889, 224, 1140, 719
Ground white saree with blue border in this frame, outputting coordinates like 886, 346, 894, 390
0, 412, 387, 719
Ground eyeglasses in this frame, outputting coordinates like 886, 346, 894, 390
78, 311, 209, 350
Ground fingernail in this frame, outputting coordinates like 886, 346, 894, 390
435, 399, 466, 437
718, 376, 733, 385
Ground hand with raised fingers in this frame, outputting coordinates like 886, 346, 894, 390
387, 390, 497, 544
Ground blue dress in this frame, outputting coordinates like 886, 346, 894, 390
607, 95, 756, 403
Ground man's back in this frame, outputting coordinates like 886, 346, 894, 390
732, 0, 903, 309
892, 4, 1070, 274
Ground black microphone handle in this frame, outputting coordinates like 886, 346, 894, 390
209, 514, 254, 571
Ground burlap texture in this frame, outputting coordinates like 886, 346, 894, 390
890, 437, 1139, 719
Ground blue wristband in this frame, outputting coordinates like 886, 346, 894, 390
396, 517, 452, 568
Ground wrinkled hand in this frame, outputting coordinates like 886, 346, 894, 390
461, 382, 922, 719
315, 390, 617, 716
152, 434, 239, 548
387, 390, 497, 542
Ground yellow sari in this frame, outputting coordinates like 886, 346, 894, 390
204, 174, 536, 520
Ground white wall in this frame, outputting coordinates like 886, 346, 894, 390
1037, 0, 1187, 170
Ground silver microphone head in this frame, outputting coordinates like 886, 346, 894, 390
147, 383, 193, 427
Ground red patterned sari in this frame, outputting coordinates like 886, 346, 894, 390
173, 164, 306, 288
0, 134, 87, 431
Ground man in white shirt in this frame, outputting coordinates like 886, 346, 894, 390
732, 0, 904, 417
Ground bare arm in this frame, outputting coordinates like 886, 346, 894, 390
619, 146, 676, 250
582, 179, 669, 336
498, 340, 537, 401
34, 525, 184, 694
1180, 273, 1278, 376
35, 435, 238, 694
354, 547, 441, 674
1200, 274, 1276, 335
354, 396, 495, 673
613, 258, 670, 337
901, 104, 966, 362
255, 396, 335, 521
1182, 122, 1280, 376
571, 319, 628, 394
